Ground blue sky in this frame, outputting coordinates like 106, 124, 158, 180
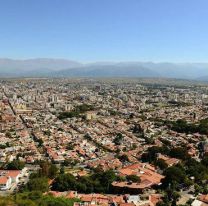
0, 0, 208, 62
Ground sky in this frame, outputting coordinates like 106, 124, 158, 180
0, 0, 208, 62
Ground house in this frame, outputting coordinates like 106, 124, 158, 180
118, 203, 136, 206
127, 195, 140, 204
0, 170, 22, 190
112, 163, 164, 193
191, 199, 208, 206
79, 194, 110, 205
157, 153, 180, 167
198, 194, 208, 204
148, 194, 162, 206
85, 112, 97, 120
0, 176, 12, 190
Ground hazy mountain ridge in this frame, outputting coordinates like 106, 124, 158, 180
56, 62, 208, 79
55, 64, 160, 78
197, 76, 208, 81
0, 58, 82, 76
0, 58, 208, 79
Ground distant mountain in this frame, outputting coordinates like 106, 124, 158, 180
0, 58, 208, 79
0, 58, 82, 77
197, 76, 208, 82
147, 63, 208, 79
56, 62, 208, 79
55, 64, 159, 77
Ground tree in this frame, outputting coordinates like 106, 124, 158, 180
43, 130, 51, 136
48, 164, 59, 179
118, 154, 129, 162
5, 132, 12, 138
27, 177, 49, 192
52, 170, 117, 193
133, 124, 143, 134
202, 156, 208, 167
156, 202, 168, 206
6, 160, 25, 170
171, 191, 181, 206
60, 166, 65, 174
0, 144, 7, 149
0, 196, 16, 206
131, 143, 137, 150
185, 158, 208, 183
169, 147, 190, 160
126, 175, 141, 183
58, 111, 79, 120
155, 159, 168, 170
92, 169, 117, 192
66, 143, 74, 150
39, 196, 79, 206
84, 133, 92, 141
39, 161, 58, 178
162, 166, 186, 189
113, 133, 123, 145
52, 173, 76, 192
75, 104, 94, 113
141, 146, 169, 163
62, 158, 74, 167
0, 191, 80, 206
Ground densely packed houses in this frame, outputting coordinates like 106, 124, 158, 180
1, 78, 208, 205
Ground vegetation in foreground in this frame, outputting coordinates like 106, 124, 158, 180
0, 191, 79, 206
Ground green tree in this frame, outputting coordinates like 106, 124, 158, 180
39, 161, 58, 178
52, 173, 76, 192
52, 169, 117, 193
113, 133, 123, 145
155, 159, 168, 170
6, 160, 25, 170
27, 177, 49, 192
162, 166, 186, 189
60, 166, 65, 174
126, 175, 141, 183
169, 147, 190, 160
118, 154, 129, 162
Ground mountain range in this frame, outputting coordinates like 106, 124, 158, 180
0, 58, 208, 80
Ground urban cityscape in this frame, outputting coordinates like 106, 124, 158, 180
1, 0, 208, 205
0, 78, 208, 205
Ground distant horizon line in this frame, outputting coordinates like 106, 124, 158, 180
0, 57, 208, 64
